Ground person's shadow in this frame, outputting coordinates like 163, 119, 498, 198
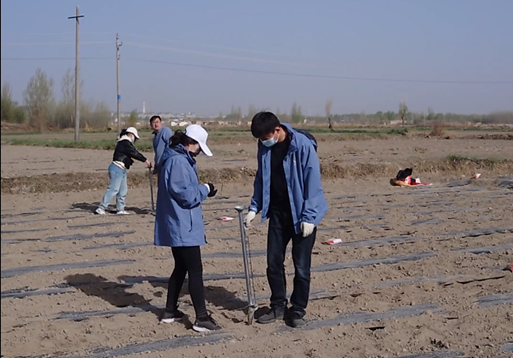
64, 273, 160, 319
118, 274, 249, 322
66, 273, 256, 325
71, 202, 152, 215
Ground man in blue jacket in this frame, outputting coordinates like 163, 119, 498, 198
150, 115, 173, 175
244, 111, 328, 328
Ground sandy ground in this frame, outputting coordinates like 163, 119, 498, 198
2, 136, 513, 178
1, 137, 512, 358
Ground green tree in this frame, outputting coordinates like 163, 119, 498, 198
1, 82, 14, 122
23, 68, 54, 131
247, 104, 258, 120
90, 101, 112, 129
384, 111, 395, 124
127, 109, 138, 127
427, 106, 435, 122
399, 102, 408, 126
58, 68, 84, 129
291, 102, 303, 124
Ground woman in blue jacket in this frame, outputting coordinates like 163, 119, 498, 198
154, 124, 220, 332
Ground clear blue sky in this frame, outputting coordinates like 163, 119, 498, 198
2, 0, 512, 116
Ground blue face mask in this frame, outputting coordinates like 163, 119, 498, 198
261, 131, 278, 147
261, 137, 277, 147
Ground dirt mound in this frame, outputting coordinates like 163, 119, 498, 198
0, 121, 30, 133
464, 133, 513, 140
2, 157, 512, 195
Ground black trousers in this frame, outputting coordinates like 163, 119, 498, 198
165, 246, 208, 320
266, 207, 316, 317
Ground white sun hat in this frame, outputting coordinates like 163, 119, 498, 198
126, 127, 140, 139
184, 124, 213, 157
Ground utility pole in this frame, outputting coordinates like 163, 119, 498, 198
68, 6, 84, 141
116, 33, 122, 135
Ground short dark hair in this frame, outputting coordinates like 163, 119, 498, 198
170, 130, 198, 147
250, 111, 280, 139
149, 115, 161, 123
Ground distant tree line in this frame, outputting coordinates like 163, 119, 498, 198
220, 100, 513, 126
1, 67, 111, 131
3, 70, 512, 130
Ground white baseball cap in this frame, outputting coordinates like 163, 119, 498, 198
185, 124, 212, 156
126, 127, 140, 139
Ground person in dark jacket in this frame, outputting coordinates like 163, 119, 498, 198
95, 127, 151, 215
244, 112, 328, 328
154, 124, 221, 332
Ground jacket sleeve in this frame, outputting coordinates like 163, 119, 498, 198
162, 127, 173, 145
125, 142, 147, 162
300, 143, 324, 224
248, 144, 263, 213
155, 127, 173, 167
168, 160, 209, 209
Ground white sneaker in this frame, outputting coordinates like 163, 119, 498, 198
117, 210, 130, 215
95, 208, 106, 215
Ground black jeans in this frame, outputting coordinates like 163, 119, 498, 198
266, 207, 316, 317
166, 246, 208, 320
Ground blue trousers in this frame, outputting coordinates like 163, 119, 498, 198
98, 163, 128, 211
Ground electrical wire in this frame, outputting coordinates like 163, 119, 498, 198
125, 57, 513, 85
3, 33, 511, 85
124, 41, 339, 70
1, 55, 510, 85
1, 32, 113, 35
1, 41, 113, 46
120, 32, 290, 58
1, 57, 112, 60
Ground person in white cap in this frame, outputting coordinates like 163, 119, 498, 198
154, 124, 221, 332
95, 127, 151, 215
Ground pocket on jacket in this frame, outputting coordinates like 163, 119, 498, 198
189, 211, 193, 232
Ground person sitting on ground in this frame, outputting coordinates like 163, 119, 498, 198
95, 127, 151, 215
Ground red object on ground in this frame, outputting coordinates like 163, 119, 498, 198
401, 176, 430, 186
218, 216, 234, 221
505, 263, 513, 272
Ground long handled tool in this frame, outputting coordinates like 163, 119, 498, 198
235, 205, 258, 324
148, 166, 155, 213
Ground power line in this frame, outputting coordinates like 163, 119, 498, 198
124, 41, 338, 70
1, 56, 510, 85
1, 31, 112, 35
1, 57, 111, 60
120, 32, 290, 58
125, 57, 513, 85
1, 41, 112, 46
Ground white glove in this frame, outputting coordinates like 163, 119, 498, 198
244, 211, 256, 228
301, 222, 315, 237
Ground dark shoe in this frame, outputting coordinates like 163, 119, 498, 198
160, 310, 186, 324
256, 307, 286, 324
192, 315, 221, 332
287, 311, 305, 328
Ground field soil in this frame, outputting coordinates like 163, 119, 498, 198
1, 136, 512, 358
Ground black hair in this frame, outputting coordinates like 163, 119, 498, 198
250, 111, 280, 139
170, 130, 198, 147
149, 115, 162, 123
